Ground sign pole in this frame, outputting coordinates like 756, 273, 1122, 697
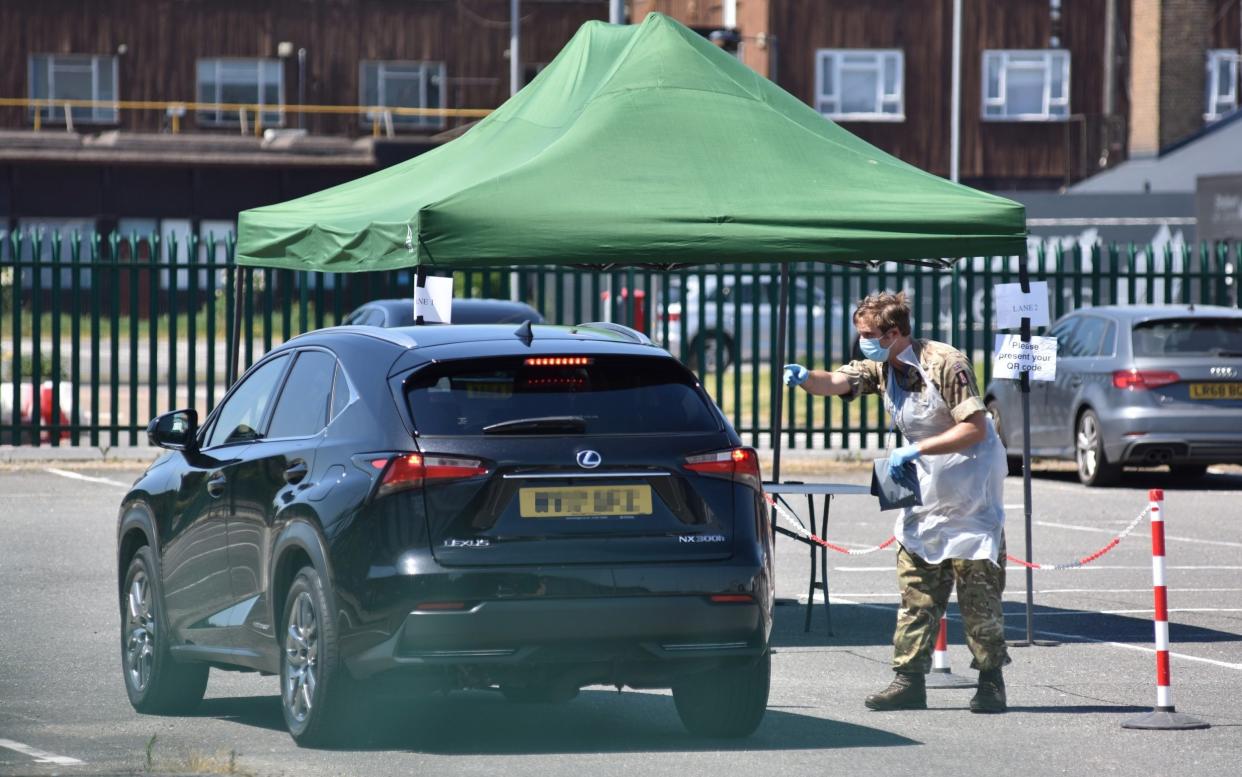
1008, 259, 1057, 649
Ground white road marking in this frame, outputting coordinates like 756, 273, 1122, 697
0, 739, 83, 766
831, 596, 1242, 673
1035, 519, 1242, 549
1005, 608, 1242, 616
834, 565, 1242, 572
808, 588, 1242, 599
45, 468, 130, 489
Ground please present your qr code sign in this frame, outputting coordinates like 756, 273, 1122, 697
993, 335, 1057, 382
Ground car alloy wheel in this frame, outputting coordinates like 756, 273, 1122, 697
1075, 409, 1119, 486
124, 570, 156, 693
283, 591, 320, 725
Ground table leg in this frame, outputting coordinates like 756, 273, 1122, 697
804, 494, 818, 632
821, 495, 833, 636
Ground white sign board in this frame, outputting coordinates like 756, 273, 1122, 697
993, 335, 1057, 382
414, 276, 454, 324
994, 281, 1051, 329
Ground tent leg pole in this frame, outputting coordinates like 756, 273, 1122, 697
771, 262, 790, 483
230, 264, 244, 388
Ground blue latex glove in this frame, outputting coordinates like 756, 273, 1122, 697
887, 444, 921, 483
783, 364, 809, 387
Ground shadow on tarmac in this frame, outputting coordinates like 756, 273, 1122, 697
771, 600, 1242, 648
191, 687, 921, 753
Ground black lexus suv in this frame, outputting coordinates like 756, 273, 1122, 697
117, 322, 774, 746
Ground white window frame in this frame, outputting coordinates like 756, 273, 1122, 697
196, 58, 285, 128
1206, 49, 1240, 121
359, 60, 447, 130
814, 49, 904, 122
982, 49, 1070, 121
28, 54, 118, 124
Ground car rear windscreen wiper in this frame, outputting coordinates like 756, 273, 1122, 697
483, 416, 587, 435
1208, 348, 1242, 358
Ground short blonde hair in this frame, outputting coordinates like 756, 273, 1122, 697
852, 291, 912, 337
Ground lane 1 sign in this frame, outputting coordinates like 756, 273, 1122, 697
992, 334, 1057, 381
994, 281, 1051, 329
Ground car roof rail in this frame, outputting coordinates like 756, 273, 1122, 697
290, 325, 418, 349
573, 322, 653, 345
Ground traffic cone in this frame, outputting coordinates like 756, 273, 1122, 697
926, 615, 976, 689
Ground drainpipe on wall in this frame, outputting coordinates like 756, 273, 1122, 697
724, 0, 737, 30
1101, 0, 1117, 167
610, 0, 624, 24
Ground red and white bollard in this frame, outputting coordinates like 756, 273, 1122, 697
926, 615, 976, 689
1122, 489, 1209, 730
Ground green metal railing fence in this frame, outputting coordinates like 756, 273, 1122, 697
2, 230, 1238, 449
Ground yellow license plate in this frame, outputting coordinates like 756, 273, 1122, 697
519, 485, 653, 518
1189, 382, 1242, 400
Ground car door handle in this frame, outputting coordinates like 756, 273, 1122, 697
206, 472, 226, 498
1070, 377, 1083, 388
284, 460, 309, 485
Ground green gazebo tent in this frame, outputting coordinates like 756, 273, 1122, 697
235, 12, 1028, 479
237, 13, 1024, 272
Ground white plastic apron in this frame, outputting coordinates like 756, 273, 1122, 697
884, 346, 1006, 564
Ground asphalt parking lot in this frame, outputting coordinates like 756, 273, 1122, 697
1, 462, 1239, 776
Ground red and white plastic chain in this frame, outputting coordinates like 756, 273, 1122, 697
1006, 506, 1151, 570
763, 493, 897, 555
765, 492, 1150, 568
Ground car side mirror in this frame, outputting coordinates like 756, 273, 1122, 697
148, 409, 198, 451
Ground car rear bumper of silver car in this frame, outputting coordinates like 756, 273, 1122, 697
1108, 433, 1242, 466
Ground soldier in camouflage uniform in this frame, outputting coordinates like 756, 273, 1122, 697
783, 290, 1010, 713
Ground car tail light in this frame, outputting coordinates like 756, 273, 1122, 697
372, 453, 489, 497
1112, 369, 1180, 390
413, 601, 471, 612
684, 447, 762, 492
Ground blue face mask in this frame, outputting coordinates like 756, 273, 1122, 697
859, 337, 891, 362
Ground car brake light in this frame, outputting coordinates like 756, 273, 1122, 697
373, 453, 489, 497
525, 357, 592, 367
413, 601, 470, 612
684, 447, 762, 491
1112, 369, 1180, 390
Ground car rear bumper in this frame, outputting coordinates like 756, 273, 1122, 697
344, 595, 767, 682
1100, 406, 1242, 465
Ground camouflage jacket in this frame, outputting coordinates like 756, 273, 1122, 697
836, 339, 986, 423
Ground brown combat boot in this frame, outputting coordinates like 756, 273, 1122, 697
864, 672, 927, 711
969, 668, 1007, 713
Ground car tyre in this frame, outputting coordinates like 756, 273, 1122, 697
281, 566, 363, 747
986, 400, 1023, 477
1075, 409, 1120, 487
121, 546, 209, 714
673, 652, 770, 738
687, 331, 734, 372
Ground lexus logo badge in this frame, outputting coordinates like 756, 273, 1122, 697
1210, 366, 1237, 378
576, 450, 602, 469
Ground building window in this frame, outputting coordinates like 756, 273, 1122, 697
1206, 49, 1240, 121
814, 50, 904, 121
196, 59, 284, 128
982, 50, 1070, 121
359, 61, 446, 130
28, 54, 118, 124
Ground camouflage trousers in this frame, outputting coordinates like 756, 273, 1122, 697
891, 541, 1011, 673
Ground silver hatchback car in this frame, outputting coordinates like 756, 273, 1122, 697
983, 304, 1242, 486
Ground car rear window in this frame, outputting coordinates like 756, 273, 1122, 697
406, 356, 720, 435
1131, 318, 1242, 356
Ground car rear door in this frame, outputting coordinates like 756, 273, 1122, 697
1045, 315, 1111, 452
225, 348, 338, 653
401, 354, 744, 568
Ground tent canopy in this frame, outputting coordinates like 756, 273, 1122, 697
236, 13, 1026, 272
